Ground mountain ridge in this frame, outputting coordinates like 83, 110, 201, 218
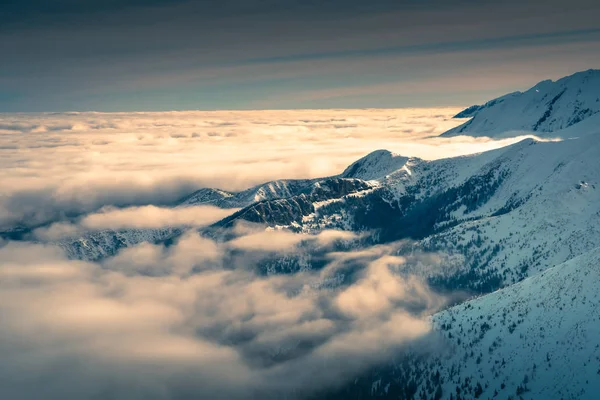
443, 69, 600, 138
23, 69, 600, 399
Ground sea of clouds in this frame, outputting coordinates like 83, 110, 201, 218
0, 109, 538, 399
0, 108, 539, 230
0, 230, 453, 399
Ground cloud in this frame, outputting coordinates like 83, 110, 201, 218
31, 221, 82, 241
31, 205, 236, 242
0, 180, 205, 231
102, 232, 222, 276
0, 230, 447, 399
227, 228, 362, 253
0, 122, 40, 133
81, 205, 235, 230
0, 109, 538, 231
227, 229, 305, 252
336, 255, 419, 318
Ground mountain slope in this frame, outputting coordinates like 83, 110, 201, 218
443, 69, 600, 138
431, 246, 600, 399
179, 179, 318, 208
336, 246, 600, 400
50, 71, 600, 290
55, 177, 376, 261
21, 70, 600, 399
58, 227, 183, 261
341, 150, 412, 181
211, 130, 600, 292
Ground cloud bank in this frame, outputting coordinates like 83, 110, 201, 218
0, 109, 540, 230
0, 229, 447, 399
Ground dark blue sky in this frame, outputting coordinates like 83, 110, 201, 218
1, 0, 600, 111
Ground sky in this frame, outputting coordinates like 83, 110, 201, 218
2, 0, 600, 111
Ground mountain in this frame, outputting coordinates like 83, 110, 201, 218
332, 246, 600, 399
56, 177, 376, 260
340, 149, 411, 181
31, 70, 600, 398
211, 177, 374, 230
178, 179, 319, 208
442, 69, 600, 138
429, 246, 600, 399
57, 226, 184, 261
56, 120, 600, 298
202, 126, 600, 291
54, 113, 600, 283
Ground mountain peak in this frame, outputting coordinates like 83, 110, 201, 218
444, 69, 600, 138
561, 68, 600, 78
341, 149, 411, 181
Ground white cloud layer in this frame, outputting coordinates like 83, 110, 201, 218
0, 232, 446, 399
0, 109, 540, 229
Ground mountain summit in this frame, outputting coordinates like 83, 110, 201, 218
442, 69, 600, 138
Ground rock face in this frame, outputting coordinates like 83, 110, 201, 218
179, 179, 320, 208
213, 178, 374, 229
443, 69, 600, 138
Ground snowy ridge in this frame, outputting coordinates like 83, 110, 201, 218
55, 177, 375, 260
443, 69, 600, 138
430, 246, 600, 399
180, 179, 318, 208
351, 246, 600, 400
58, 227, 182, 261
56, 179, 325, 260
177, 187, 236, 207
224, 127, 600, 295
341, 149, 413, 181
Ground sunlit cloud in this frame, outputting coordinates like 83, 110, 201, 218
32, 205, 236, 241
0, 109, 541, 230
0, 231, 446, 399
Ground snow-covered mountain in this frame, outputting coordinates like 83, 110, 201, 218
178, 179, 320, 208
333, 245, 600, 399
204, 125, 600, 293
340, 150, 412, 181
429, 246, 600, 399
443, 69, 600, 138
33, 69, 600, 399
56, 177, 376, 260
58, 227, 184, 261
57, 117, 600, 289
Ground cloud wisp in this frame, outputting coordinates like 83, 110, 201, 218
32, 205, 237, 241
